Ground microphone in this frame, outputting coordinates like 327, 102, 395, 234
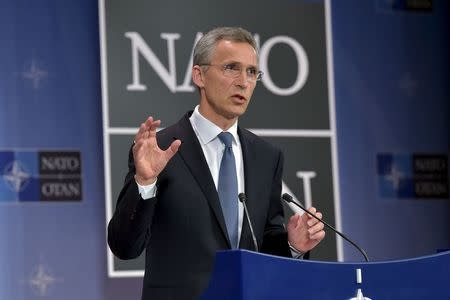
238, 193, 259, 252
281, 193, 369, 262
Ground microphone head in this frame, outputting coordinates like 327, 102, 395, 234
238, 193, 246, 203
282, 193, 293, 203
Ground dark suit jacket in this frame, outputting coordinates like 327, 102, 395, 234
108, 112, 291, 300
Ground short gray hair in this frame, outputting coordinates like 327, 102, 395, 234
193, 27, 258, 66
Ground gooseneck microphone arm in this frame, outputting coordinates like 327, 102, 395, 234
238, 193, 259, 252
282, 193, 369, 262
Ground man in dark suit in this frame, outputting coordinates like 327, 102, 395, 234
108, 27, 325, 300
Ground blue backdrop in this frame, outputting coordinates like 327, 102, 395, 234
0, 1, 106, 299
333, 0, 449, 261
0, 0, 448, 299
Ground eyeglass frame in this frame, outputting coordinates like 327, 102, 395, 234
200, 63, 264, 82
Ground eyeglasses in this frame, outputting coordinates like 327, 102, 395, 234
201, 63, 263, 82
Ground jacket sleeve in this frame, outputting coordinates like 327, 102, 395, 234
260, 150, 292, 257
107, 146, 158, 260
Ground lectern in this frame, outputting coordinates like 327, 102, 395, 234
200, 250, 450, 299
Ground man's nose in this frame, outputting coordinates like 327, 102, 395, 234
234, 70, 250, 88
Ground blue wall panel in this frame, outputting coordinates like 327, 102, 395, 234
0, 0, 448, 298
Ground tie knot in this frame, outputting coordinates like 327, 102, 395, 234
218, 132, 233, 148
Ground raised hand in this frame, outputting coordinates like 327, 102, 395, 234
132, 117, 181, 185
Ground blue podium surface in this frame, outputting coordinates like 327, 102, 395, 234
200, 250, 450, 300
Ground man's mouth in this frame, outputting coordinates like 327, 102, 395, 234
232, 94, 246, 101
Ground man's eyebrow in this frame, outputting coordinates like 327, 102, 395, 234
222, 60, 239, 65
223, 61, 258, 69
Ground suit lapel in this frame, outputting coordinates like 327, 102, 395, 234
174, 113, 231, 248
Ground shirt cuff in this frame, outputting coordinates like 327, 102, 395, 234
135, 177, 157, 200
288, 241, 305, 259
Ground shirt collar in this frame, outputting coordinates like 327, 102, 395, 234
190, 105, 239, 145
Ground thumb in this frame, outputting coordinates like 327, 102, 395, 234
165, 139, 181, 160
301, 210, 309, 223
288, 213, 300, 229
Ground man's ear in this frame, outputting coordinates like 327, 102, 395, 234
192, 65, 205, 88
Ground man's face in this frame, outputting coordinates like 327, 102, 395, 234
194, 40, 258, 128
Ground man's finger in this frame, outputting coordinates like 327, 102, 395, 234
135, 122, 147, 142
307, 211, 322, 224
164, 139, 182, 161
307, 217, 319, 227
308, 222, 324, 236
307, 207, 317, 215
149, 119, 161, 130
300, 210, 309, 223
148, 120, 161, 137
139, 116, 155, 138
310, 230, 325, 241
288, 213, 300, 229
144, 116, 154, 127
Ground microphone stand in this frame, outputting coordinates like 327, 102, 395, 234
238, 193, 259, 252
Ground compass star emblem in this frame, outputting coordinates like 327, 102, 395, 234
28, 264, 56, 297
385, 165, 404, 190
2, 160, 30, 192
22, 59, 48, 90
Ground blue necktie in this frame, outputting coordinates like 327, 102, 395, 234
217, 132, 239, 249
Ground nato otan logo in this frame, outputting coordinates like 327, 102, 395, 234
0, 150, 82, 202
377, 153, 448, 199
